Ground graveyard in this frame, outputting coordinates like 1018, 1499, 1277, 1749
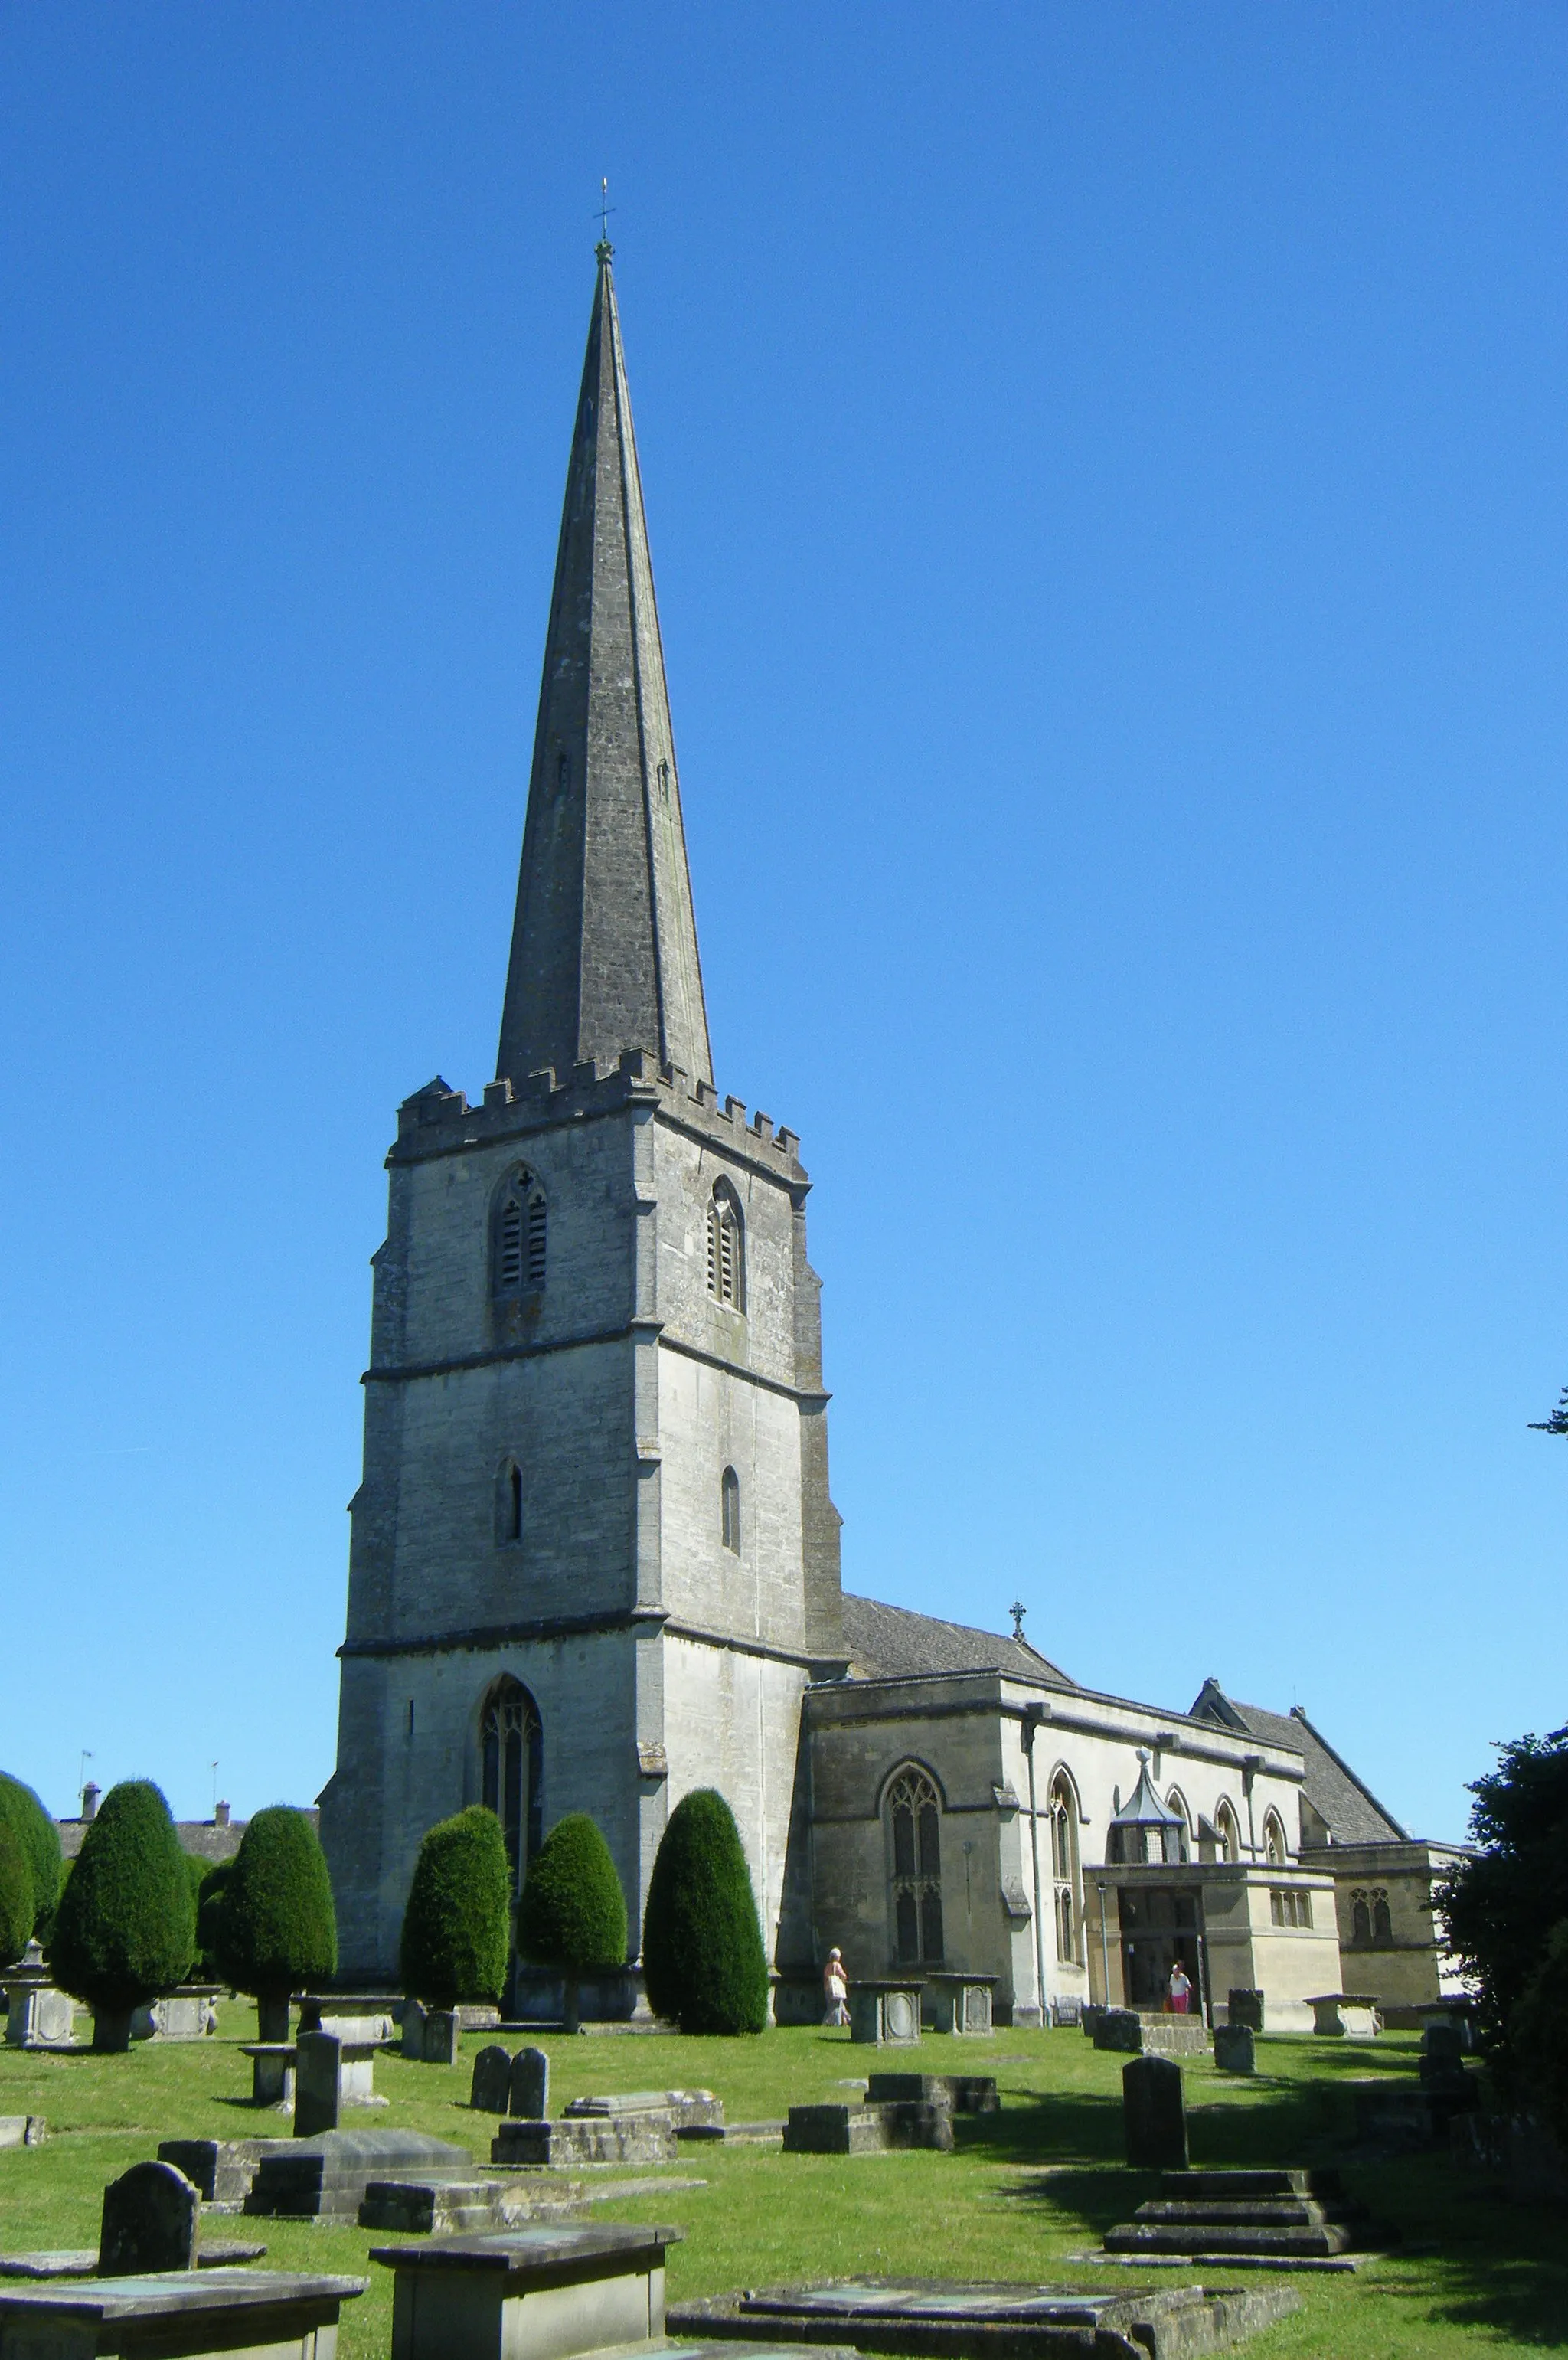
1, 2008, 1563, 2359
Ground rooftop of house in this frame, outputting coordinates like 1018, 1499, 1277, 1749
1188, 1678, 1407, 1845
840, 1592, 1077, 1690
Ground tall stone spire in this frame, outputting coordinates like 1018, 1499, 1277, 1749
497, 245, 713, 1089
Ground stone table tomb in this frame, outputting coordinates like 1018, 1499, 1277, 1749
369, 2220, 679, 2360
0, 2269, 365, 2360
848, 1982, 923, 2046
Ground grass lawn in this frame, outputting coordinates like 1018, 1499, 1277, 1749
1, 2009, 1563, 2359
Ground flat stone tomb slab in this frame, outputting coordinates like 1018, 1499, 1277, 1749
0, 2267, 365, 2360
566, 2092, 723, 2132
158, 2138, 290, 2208
359, 2177, 587, 2234
245, 2130, 471, 2219
865, 2075, 998, 2116
669, 2278, 1301, 2358
0, 2241, 266, 2280
494, 2116, 678, 2169
782, 2103, 952, 2156
369, 2220, 680, 2360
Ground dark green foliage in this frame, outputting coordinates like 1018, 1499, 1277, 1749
217, 1809, 337, 2004
48, 1780, 194, 2020
0, 1775, 62, 1940
400, 1807, 511, 2006
641, 1787, 769, 2035
0, 1816, 34, 1968
1441, 1723, 1568, 2064
1529, 1385, 1568, 1435
195, 1861, 233, 1980
515, 1814, 628, 1978
1511, 1918, 1568, 2144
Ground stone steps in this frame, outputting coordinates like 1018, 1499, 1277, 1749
1101, 2167, 1382, 2272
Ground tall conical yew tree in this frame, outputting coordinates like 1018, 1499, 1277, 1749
0, 1775, 62, 1942
642, 1788, 769, 2034
49, 1780, 194, 2051
400, 1807, 511, 2013
217, 1807, 338, 2042
0, 1817, 34, 1970
515, 1814, 627, 2032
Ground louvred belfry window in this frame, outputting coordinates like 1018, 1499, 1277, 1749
495, 1169, 547, 1296
706, 1183, 744, 1310
887, 1767, 944, 1965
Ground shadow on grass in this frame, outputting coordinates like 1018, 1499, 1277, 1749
956, 2078, 1353, 2169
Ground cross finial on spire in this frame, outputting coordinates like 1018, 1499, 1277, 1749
596, 176, 616, 261
1009, 1600, 1027, 1640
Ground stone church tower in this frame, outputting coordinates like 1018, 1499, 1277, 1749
319, 245, 844, 1984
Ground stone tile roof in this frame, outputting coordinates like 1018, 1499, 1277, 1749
1189, 1682, 1406, 1844
840, 1592, 1077, 1690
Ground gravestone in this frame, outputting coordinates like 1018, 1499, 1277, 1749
1228, 1989, 1265, 2033
97, 2160, 200, 2274
848, 1980, 923, 2045
368, 2221, 681, 2360
509, 2045, 549, 2120
1214, 2024, 1256, 2076
1093, 2008, 1143, 2054
470, 2047, 513, 2114
423, 2009, 459, 2065
294, 2031, 342, 2138
1422, 2023, 1464, 2070
402, 1999, 426, 2058
1123, 2054, 1188, 2170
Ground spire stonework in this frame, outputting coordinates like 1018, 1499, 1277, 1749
498, 247, 712, 1090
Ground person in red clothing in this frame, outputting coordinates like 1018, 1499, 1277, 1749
1168, 1961, 1193, 2015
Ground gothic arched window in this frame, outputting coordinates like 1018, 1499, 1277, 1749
479, 1677, 542, 1896
1351, 1891, 1371, 1945
720, 1466, 740, 1553
1215, 1799, 1241, 1864
1372, 1890, 1393, 1944
706, 1182, 744, 1311
1049, 1772, 1082, 1964
493, 1168, 547, 1297
1263, 1810, 1287, 1866
886, 1766, 943, 1966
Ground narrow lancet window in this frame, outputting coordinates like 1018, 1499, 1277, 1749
887, 1767, 943, 1965
721, 1466, 740, 1553
480, 1677, 543, 1896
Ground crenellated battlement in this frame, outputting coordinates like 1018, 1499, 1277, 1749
392, 1046, 805, 1180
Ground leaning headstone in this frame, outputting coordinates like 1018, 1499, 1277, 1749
422, 2009, 459, 2065
470, 2046, 512, 2113
294, 2031, 342, 2138
509, 2045, 549, 2120
401, 1999, 426, 2059
1213, 2024, 1256, 2075
1123, 2054, 1188, 2169
97, 2159, 200, 2274
1227, 1988, 1264, 2032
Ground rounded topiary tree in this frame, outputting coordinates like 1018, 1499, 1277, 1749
515, 1813, 627, 2032
217, 1807, 337, 2042
642, 1788, 769, 2035
48, 1780, 194, 2051
0, 1817, 34, 1969
0, 1774, 62, 1942
399, 1806, 511, 2015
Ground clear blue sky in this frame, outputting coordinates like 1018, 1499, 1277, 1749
2, 6, 1563, 1845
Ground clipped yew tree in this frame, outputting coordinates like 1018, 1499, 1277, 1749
0, 1774, 62, 1941
642, 1788, 769, 2035
515, 1812, 627, 2032
218, 1807, 337, 2041
49, 1780, 194, 2051
0, 1817, 34, 1969
400, 1806, 511, 2014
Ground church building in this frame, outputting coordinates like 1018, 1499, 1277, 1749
318, 248, 1461, 2032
